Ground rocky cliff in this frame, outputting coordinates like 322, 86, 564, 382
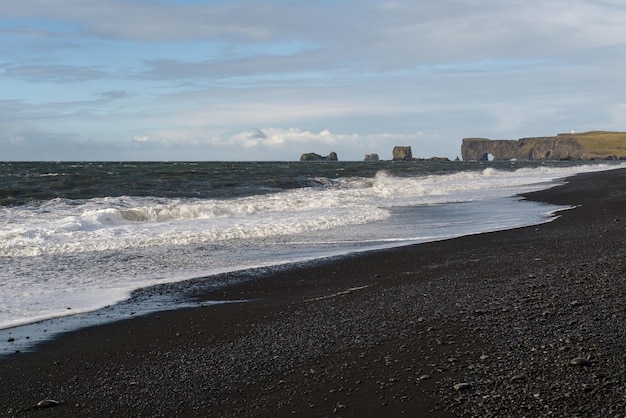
462, 131, 626, 161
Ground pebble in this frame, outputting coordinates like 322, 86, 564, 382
570, 357, 592, 366
36, 399, 63, 408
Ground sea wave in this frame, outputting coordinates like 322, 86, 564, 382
1, 163, 623, 258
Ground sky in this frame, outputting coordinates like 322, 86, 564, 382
1, 0, 626, 161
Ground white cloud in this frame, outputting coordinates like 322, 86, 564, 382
119, 127, 445, 161
232, 128, 357, 148
1, 0, 626, 160
4, 1, 624, 63
132, 127, 356, 149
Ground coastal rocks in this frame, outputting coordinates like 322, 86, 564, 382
299, 148, 448, 162
300, 152, 338, 162
392, 146, 412, 161
391, 146, 449, 162
461, 136, 587, 161
461, 131, 626, 161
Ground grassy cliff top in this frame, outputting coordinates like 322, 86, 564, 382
562, 131, 626, 157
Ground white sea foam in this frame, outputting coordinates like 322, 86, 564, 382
0, 163, 622, 330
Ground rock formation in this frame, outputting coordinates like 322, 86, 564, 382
392, 146, 412, 161
299, 152, 338, 162
462, 131, 626, 161
461, 137, 585, 161
364, 153, 380, 162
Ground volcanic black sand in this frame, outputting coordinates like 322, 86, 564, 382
1, 168, 625, 417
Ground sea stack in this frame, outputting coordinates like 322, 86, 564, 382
392, 146, 412, 161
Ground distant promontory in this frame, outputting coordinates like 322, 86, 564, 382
462, 131, 626, 161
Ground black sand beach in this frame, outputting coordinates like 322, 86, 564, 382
1, 168, 625, 417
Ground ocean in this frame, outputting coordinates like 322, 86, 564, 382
1, 160, 623, 334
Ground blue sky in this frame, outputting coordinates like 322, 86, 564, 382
2, 0, 626, 161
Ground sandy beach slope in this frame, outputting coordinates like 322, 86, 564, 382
1, 168, 625, 417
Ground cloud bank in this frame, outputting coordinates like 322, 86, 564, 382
1, 0, 625, 160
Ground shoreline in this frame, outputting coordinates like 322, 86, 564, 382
1, 168, 625, 417
0, 197, 567, 355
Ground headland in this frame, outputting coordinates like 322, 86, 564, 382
462, 130, 626, 161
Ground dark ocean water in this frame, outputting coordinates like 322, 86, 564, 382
0, 160, 596, 206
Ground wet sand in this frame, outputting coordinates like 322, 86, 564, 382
1, 168, 625, 417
